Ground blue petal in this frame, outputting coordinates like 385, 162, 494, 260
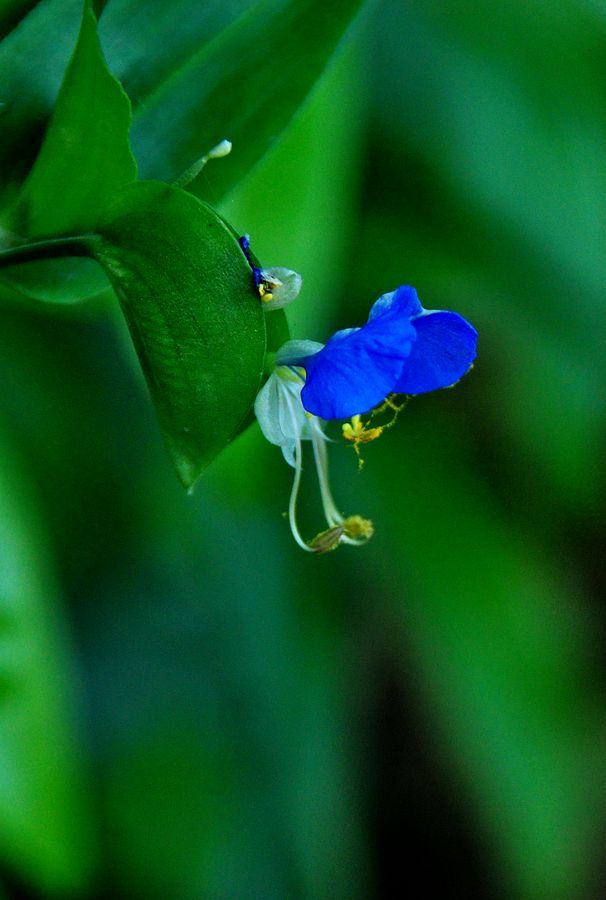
301, 315, 416, 419
394, 311, 477, 394
368, 285, 422, 321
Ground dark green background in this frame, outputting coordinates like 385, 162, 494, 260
0, 1, 604, 897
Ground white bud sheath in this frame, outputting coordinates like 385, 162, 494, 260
207, 139, 232, 159
258, 267, 302, 310
173, 139, 232, 188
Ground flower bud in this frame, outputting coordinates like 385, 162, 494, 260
207, 139, 232, 159
258, 267, 302, 310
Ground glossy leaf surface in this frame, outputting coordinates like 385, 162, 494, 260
0, 0, 133, 302
126, 0, 367, 198
0, 0, 82, 202
91, 181, 266, 487
0, 0, 365, 208
0, 0, 39, 39
8, 0, 136, 239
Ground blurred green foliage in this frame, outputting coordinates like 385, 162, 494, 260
0, 0, 605, 898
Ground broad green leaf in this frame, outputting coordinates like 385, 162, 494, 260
0, 257, 109, 305
98, 0, 251, 102
0, 0, 364, 303
0, 0, 82, 204
0, 0, 39, 39
0, 0, 236, 202
0, 421, 94, 894
90, 180, 266, 488
0, 0, 364, 207
201, 210, 290, 359
0, 0, 134, 303
118, 0, 367, 198
7, 0, 136, 240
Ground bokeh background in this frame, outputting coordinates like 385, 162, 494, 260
1, 0, 605, 897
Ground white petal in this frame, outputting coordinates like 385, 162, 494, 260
280, 441, 296, 467
276, 339, 324, 366
254, 373, 287, 447
254, 372, 314, 467
259, 267, 303, 310
277, 379, 309, 443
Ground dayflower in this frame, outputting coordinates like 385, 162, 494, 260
254, 341, 374, 553
279, 285, 477, 420
254, 285, 477, 551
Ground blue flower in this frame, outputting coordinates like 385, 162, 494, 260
280, 286, 477, 419
254, 285, 477, 551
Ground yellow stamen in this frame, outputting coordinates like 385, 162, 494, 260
308, 514, 374, 553
373, 394, 409, 419
342, 515, 374, 541
258, 273, 282, 302
342, 396, 411, 469
342, 414, 384, 469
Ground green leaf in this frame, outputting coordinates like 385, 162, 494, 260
0, 257, 109, 305
0, 0, 83, 205
90, 180, 266, 488
0, 0, 134, 303
7, 0, 136, 240
116, 0, 367, 198
0, 0, 366, 212
0, 420, 94, 893
0, 0, 39, 40
98, 0, 252, 103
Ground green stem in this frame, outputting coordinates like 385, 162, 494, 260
0, 234, 100, 269
173, 157, 210, 190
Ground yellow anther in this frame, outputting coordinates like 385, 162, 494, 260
342, 422, 383, 444
342, 396, 411, 469
307, 515, 373, 553
342, 414, 384, 469
258, 273, 282, 302
343, 515, 374, 541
